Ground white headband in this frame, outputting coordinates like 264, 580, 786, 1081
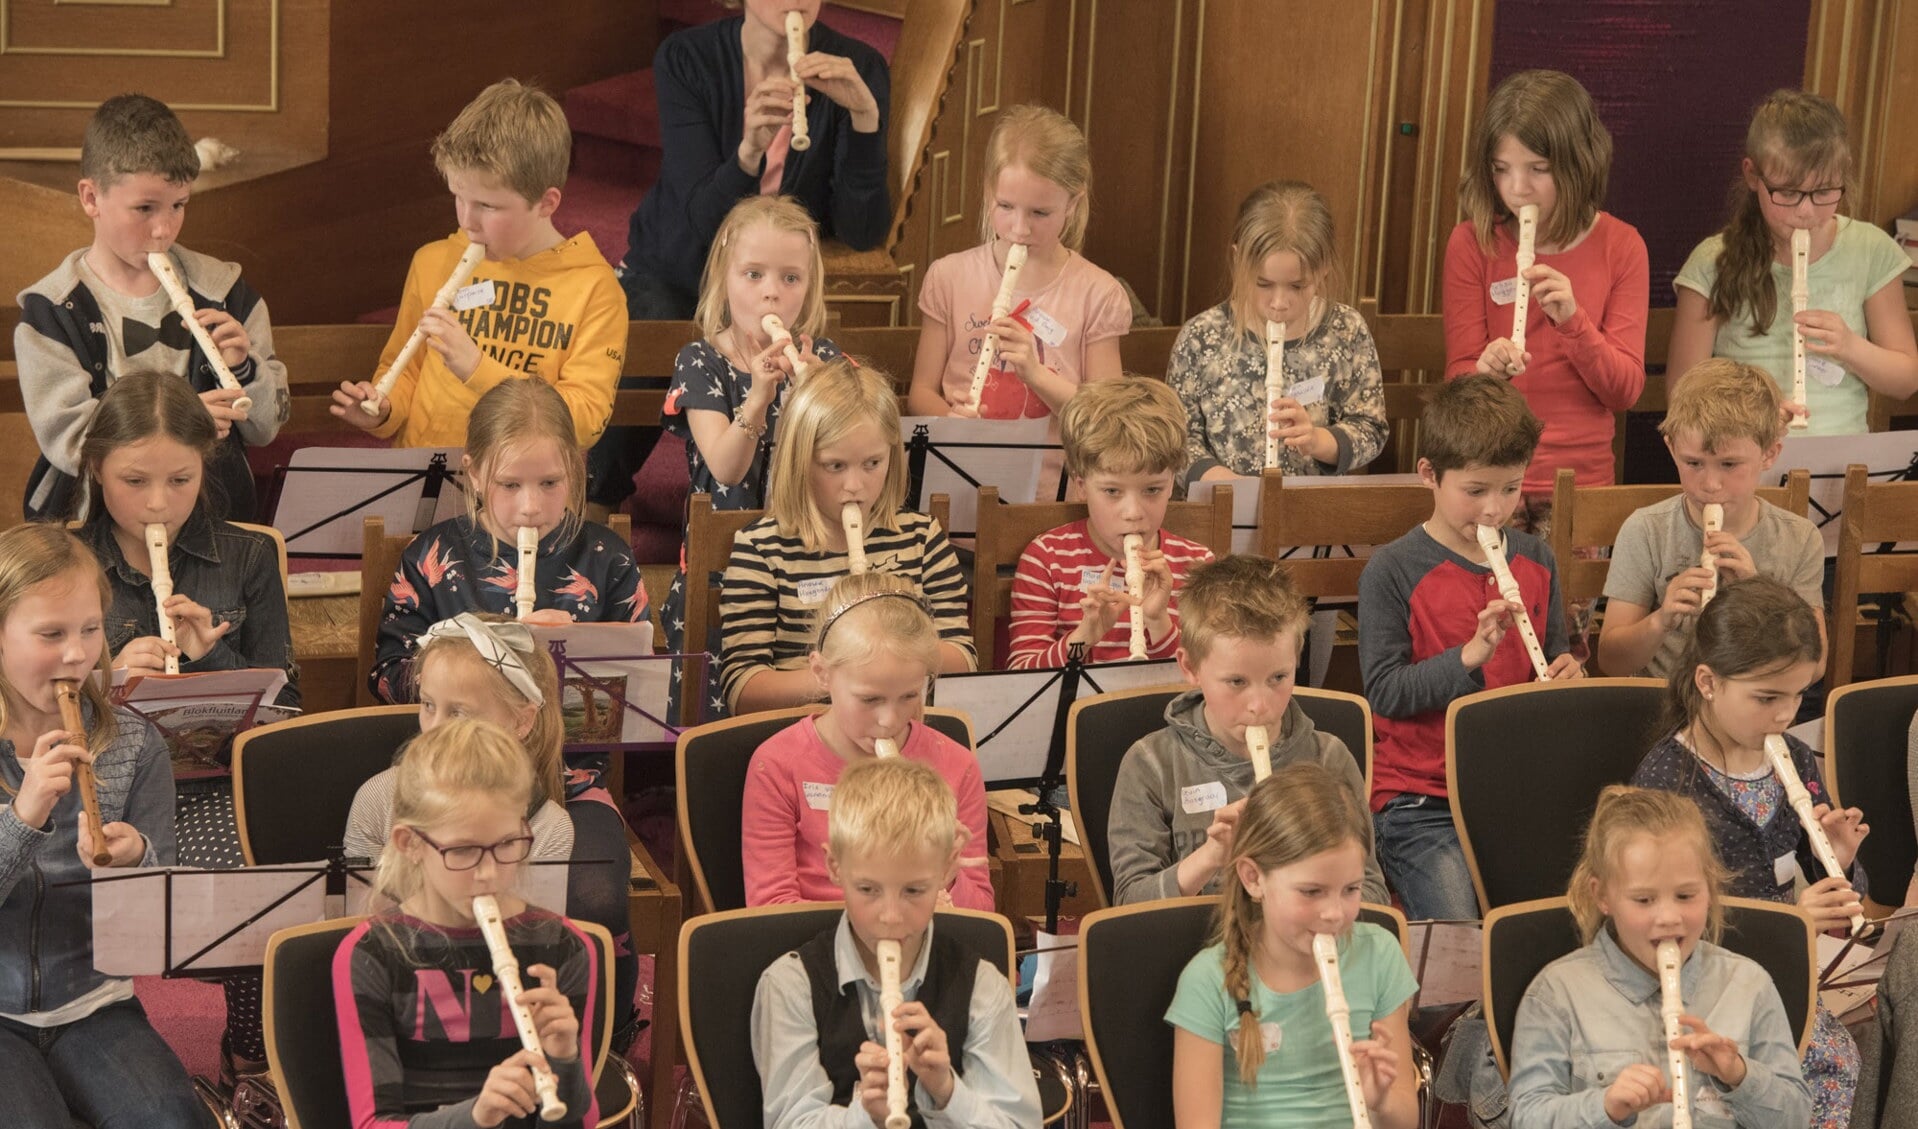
420, 612, 544, 706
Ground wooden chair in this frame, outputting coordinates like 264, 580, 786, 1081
1830, 464, 1918, 688
1548, 466, 1812, 605
1447, 679, 1667, 914
232, 520, 291, 588
681, 493, 949, 724
1255, 468, 1431, 600
1825, 674, 1918, 917
969, 483, 1235, 670
1481, 896, 1816, 1081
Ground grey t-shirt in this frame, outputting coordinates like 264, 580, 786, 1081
342, 767, 574, 863
1602, 494, 1824, 678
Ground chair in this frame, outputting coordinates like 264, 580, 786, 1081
232, 520, 291, 588
1831, 464, 1918, 687
1481, 896, 1816, 1080
970, 483, 1235, 669
1067, 684, 1374, 906
1079, 897, 1413, 1129
1548, 466, 1812, 606
1447, 679, 1666, 914
231, 704, 420, 865
264, 916, 631, 1129
358, 513, 633, 707
1256, 468, 1432, 600
675, 706, 976, 915
682, 493, 951, 725
1825, 674, 1918, 916
676, 903, 1015, 1129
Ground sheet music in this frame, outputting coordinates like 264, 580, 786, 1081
931, 659, 1181, 784
1777, 432, 1918, 556
93, 867, 326, 975
900, 416, 1055, 537
274, 446, 467, 558
1407, 920, 1483, 1009
1022, 928, 1083, 1042
531, 623, 672, 745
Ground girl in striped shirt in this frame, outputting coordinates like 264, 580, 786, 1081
718, 357, 976, 714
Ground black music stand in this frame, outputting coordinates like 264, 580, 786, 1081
900, 416, 1061, 536
272, 447, 466, 562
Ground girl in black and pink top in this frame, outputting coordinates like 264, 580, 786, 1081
372, 378, 650, 704
334, 717, 600, 1129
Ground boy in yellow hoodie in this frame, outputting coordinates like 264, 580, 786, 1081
332, 79, 625, 448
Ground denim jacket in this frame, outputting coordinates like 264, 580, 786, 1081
80, 508, 300, 708
1508, 927, 1810, 1129
0, 701, 174, 1015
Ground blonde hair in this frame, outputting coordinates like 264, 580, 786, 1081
1060, 377, 1189, 480
81, 94, 198, 187
694, 196, 828, 341
765, 357, 906, 551
1568, 786, 1728, 944
1709, 90, 1853, 333
827, 756, 961, 865
1225, 181, 1343, 343
1660, 358, 1785, 452
811, 572, 941, 687
978, 105, 1092, 251
1459, 70, 1613, 257
462, 379, 587, 546
1178, 556, 1311, 666
412, 615, 565, 810
1216, 763, 1372, 1086
371, 718, 537, 907
0, 526, 119, 772
431, 78, 570, 204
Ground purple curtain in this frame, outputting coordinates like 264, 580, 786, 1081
1490, 1, 1809, 306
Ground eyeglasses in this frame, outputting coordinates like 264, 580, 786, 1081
1761, 181, 1845, 207
411, 826, 535, 871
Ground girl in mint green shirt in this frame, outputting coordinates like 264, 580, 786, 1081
1165, 763, 1420, 1128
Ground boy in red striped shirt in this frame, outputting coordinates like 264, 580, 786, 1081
1007, 378, 1214, 668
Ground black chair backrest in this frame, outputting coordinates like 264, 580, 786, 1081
681, 906, 1012, 1129
1449, 680, 1665, 912
1828, 677, 1918, 903
265, 920, 358, 1129
1297, 690, 1371, 785
235, 708, 420, 865
1484, 897, 1815, 1079
678, 709, 976, 914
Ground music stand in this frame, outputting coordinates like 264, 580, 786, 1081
900, 416, 1058, 538
1773, 432, 1918, 557
272, 447, 466, 562
932, 653, 1181, 929
111, 667, 293, 779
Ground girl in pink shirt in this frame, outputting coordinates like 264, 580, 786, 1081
741, 571, 993, 909
1442, 69, 1649, 509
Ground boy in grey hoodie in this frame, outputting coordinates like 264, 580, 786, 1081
1107, 555, 1386, 905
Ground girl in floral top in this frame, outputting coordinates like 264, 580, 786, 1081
1168, 180, 1387, 482
1631, 576, 1864, 1128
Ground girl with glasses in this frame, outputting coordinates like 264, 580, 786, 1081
335, 716, 601, 1128
1670, 89, 1918, 435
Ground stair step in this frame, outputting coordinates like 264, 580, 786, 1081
566, 67, 661, 150
553, 173, 645, 268
573, 132, 661, 187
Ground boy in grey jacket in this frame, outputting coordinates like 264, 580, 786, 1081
1106, 555, 1386, 905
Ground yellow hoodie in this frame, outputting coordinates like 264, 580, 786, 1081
371, 231, 625, 448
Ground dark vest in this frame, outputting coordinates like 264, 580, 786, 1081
795, 927, 979, 1127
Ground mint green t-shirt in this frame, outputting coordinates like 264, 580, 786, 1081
1674, 216, 1909, 436
1164, 923, 1418, 1128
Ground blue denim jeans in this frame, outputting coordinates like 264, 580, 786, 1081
1373, 793, 1481, 921
0, 996, 209, 1128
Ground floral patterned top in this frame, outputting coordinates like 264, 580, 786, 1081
661, 335, 842, 517
1166, 300, 1388, 480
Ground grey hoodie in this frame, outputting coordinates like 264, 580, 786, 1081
1107, 688, 1387, 905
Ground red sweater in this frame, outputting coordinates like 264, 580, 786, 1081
741, 716, 994, 910
1006, 521, 1214, 669
1441, 212, 1649, 492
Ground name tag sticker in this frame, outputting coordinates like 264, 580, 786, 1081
1260, 1022, 1284, 1053
1774, 851, 1803, 887
1181, 781, 1228, 814
796, 576, 835, 606
1026, 307, 1068, 349
1078, 565, 1121, 591
1289, 376, 1327, 407
453, 279, 495, 312
803, 781, 834, 811
1489, 277, 1518, 306
1807, 355, 1846, 388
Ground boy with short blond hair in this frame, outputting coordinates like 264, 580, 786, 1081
1107, 554, 1386, 905
16, 93, 289, 522
751, 757, 1040, 1128
333, 79, 625, 450
1598, 358, 1825, 678
1007, 377, 1214, 668
1359, 374, 1582, 921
